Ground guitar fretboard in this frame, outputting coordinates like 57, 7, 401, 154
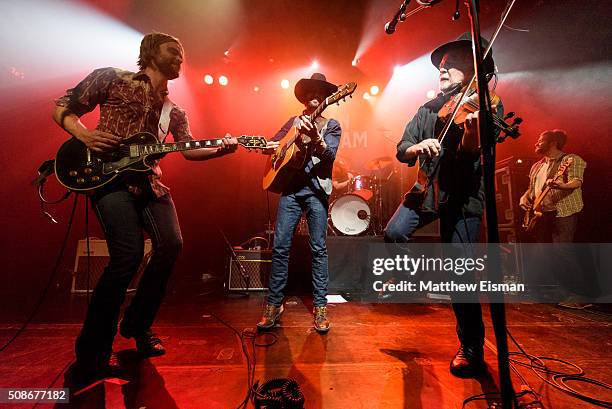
133, 139, 224, 156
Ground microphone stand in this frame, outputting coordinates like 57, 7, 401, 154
464, 1, 516, 407
220, 230, 251, 294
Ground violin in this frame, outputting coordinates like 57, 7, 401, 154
403, 83, 523, 211
437, 83, 522, 142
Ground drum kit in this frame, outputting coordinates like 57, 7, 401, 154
329, 156, 395, 236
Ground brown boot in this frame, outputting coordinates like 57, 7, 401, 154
257, 304, 284, 330
313, 306, 330, 333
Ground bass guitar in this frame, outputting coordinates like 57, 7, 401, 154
262, 82, 357, 193
55, 132, 267, 191
522, 156, 573, 232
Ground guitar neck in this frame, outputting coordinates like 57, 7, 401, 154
137, 139, 225, 155
285, 102, 330, 147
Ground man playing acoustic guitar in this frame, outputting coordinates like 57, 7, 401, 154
52, 32, 238, 388
258, 73, 342, 333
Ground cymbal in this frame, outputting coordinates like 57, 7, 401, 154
365, 156, 393, 170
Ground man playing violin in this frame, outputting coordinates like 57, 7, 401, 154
384, 33, 502, 378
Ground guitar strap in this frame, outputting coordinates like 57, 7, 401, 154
158, 97, 173, 143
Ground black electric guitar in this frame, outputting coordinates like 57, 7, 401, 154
55, 132, 267, 191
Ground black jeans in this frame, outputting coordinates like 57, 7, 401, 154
535, 212, 577, 243
75, 189, 183, 368
385, 204, 485, 348
534, 213, 590, 296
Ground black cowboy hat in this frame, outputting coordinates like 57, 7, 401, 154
294, 73, 338, 104
430, 32, 495, 75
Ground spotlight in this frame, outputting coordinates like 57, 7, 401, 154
351, 59, 358, 67
426, 89, 436, 99
253, 86, 260, 92
280, 79, 290, 89
363, 92, 371, 100
311, 60, 319, 70
218, 75, 228, 86
370, 85, 380, 96
224, 50, 230, 57
204, 74, 214, 85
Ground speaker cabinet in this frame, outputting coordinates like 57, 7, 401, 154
71, 238, 152, 293
227, 249, 272, 291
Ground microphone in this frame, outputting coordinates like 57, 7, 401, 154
385, 0, 410, 35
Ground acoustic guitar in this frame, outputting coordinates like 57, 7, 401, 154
262, 82, 357, 193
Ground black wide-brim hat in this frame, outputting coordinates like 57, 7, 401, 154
430, 32, 495, 75
294, 73, 338, 104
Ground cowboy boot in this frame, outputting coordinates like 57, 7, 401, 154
257, 304, 284, 330
313, 306, 330, 333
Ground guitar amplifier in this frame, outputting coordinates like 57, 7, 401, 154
227, 249, 272, 291
71, 238, 153, 293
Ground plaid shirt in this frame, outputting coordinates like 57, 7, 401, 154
527, 153, 586, 217
55, 67, 193, 197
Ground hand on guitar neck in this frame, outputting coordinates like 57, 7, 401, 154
296, 115, 326, 152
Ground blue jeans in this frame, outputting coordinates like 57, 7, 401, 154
76, 189, 183, 368
384, 203, 485, 347
268, 193, 329, 307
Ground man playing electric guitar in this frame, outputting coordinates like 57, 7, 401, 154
520, 129, 586, 243
258, 73, 342, 333
52, 32, 238, 389
520, 130, 589, 309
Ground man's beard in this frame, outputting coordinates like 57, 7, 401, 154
155, 56, 180, 80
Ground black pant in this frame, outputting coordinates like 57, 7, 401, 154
75, 189, 183, 368
535, 212, 577, 243
534, 213, 593, 297
385, 205, 485, 348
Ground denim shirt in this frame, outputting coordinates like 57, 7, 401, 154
272, 116, 342, 198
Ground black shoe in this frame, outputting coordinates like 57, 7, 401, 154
65, 356, 122, 391
450, 345, 486, 378
135, 331, 166, 357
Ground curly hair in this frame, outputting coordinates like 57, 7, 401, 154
542, 129, 568, 149
138, 32, 183, 70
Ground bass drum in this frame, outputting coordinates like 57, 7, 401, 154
329, 194, 371, 236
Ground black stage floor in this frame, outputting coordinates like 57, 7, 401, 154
0, 287, 611, 408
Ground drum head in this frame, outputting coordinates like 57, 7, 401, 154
330, 194, 371, 235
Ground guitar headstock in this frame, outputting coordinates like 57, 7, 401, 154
326, 82, 357, 106
237, 135, 268, 150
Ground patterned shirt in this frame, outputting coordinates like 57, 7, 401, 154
55, 67, 193, 197
527, 153, 586, 217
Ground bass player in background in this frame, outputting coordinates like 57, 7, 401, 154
520, 129, 588, 308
